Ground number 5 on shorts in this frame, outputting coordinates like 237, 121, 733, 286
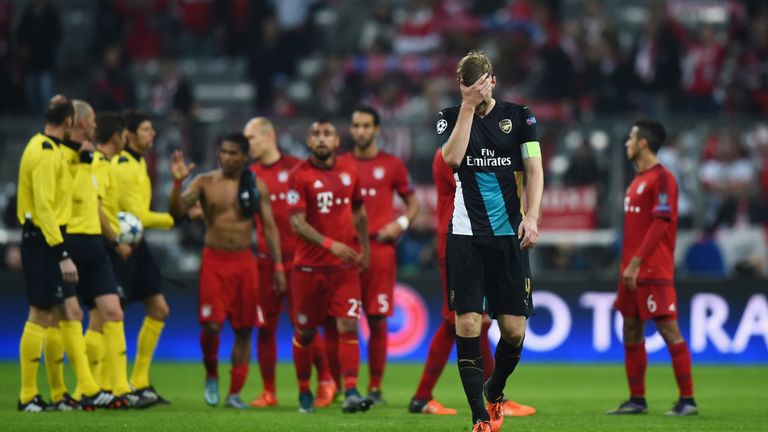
377, 294, 389, 314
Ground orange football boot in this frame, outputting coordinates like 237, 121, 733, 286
250, 391, 278, 408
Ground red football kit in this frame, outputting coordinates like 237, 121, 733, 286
288, 157, 364, 329
432, 148, 457, 321
249, 155, 301, 316
338, 151, 414, 317
198, 247, 264, 329
615, 163, 679, 320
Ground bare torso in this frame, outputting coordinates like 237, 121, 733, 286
198, 171, 254, 251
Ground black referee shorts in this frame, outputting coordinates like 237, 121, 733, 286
109, 238, 163, 304
20, 223, 75, 309
445, 234, 534, 318
67, 234, 120, 309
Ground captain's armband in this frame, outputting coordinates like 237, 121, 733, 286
521, 141, 541, 159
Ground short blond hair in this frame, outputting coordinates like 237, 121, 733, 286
456, 50, 493, 86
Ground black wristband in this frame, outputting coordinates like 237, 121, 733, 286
53, 244, 70, 262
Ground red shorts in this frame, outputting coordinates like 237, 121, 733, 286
291, 266, 361, 329
198, 247, 264, 329
361, 243, 396, 317
614, 282, 678, 321
257, 259, 292, 316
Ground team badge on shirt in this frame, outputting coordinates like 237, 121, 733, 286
373, 167, 385, 180
340, 173, 351, 186
278, 170, 289, 183
437, 119, 448, 134
286, 190, 300, 205
499, 119, 512, 134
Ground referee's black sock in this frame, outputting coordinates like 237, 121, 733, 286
456, 336, 489, 424
487, 337, 523, 401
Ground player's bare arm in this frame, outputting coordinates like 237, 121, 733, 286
377, 192, 420, 242
442, 73, 493, 167
168, 149, 203, 219
290, 211, 359, 263
256, 177, 286, 294
352, 202, 371, 271
519, 154, 543, 250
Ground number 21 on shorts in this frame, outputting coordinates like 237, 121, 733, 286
347, 299, 362, 319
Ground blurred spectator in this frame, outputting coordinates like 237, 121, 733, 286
92, 0, 125, 61
683, 229, 726, 277
148, 58, 194, 118
16, 0, 60, 115
91, 45, 136, 111
0, 0, 14, 115
629, 6, 682, 114
248, 15, 284, 112
118, 0, 168, 62
680, 25, 726, 113
563, 140, 600, 186
359, 2, 397, 54
171, 0, 216, 56
270, 0, 318, 76
741, 16, 768, 113
658, 134, 694, 228
585, 31, 634, 113
393, 0, 441, 55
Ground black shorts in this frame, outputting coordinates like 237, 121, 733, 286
67, 234, 120, 309
445, 234, 533, 317
109, 238, 163, 303
20, 223, 75, 309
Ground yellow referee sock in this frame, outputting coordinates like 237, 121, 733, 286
60, 320, 101, 396
130, 316, 164, 389
103, 321, 132, 396
84, 330, 106, 390
43, 326, 68, 402
19, 321, 45, 404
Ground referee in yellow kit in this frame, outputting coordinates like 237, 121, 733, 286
111, 110, 175, 403
16, 95, 115, 412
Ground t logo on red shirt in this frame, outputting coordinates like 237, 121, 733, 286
318, 191, 334, 213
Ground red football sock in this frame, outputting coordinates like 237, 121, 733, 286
480, 321, 494, 381
257, 314, 279, 393
312, 332, 333, 382
625, 342, 647, 398
668, 341, 694, 398
339, 331, 360, 391
414, 319, 455, 401
292, 333, 313, 393
229, 363, 248, 396
324, 319, 340, 389
200, 328, 220, 379
367, 318, 388, 391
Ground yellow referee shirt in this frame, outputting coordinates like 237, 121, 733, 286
61, 141, 101, 235
16, 133, 71, 246
92, 150, 120, 234
112, 146, 174, 229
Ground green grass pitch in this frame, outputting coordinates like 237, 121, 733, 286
1, 362, 766, 431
